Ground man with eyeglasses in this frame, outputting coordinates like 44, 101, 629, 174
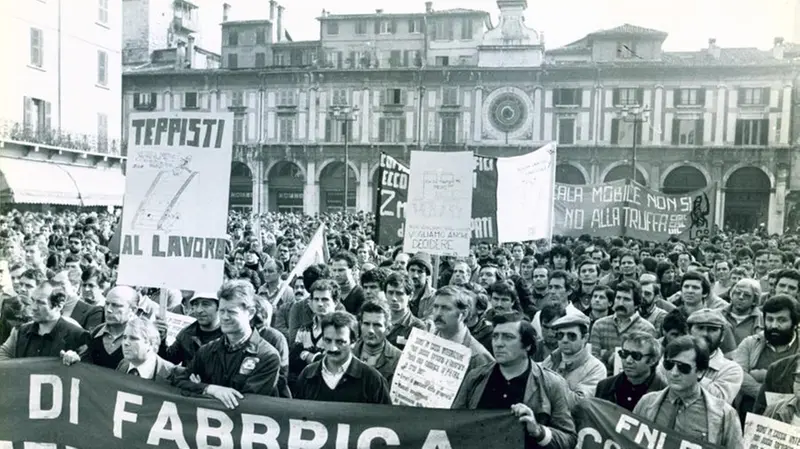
595, 331, 666, 411
721, 278, 763, 346
634, 335, 743, 447
541, 314, 605, 410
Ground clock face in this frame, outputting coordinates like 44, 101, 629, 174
489, 92, 528, 134
482, 87, 535, 141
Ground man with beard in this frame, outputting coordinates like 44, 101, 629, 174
638, 279, 669, 336
383, 272, 425, 349
733, 295, 799, 417
658, 309, 743, 404
330, 251, 366, 315
352, 301, 401, 384
160, 292, 222, 366
407, 254, 435, 320
595, 331, 667, 411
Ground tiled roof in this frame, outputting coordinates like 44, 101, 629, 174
318, 8, 488, 20
588, 23, 668, 37
659, 48, 780, 66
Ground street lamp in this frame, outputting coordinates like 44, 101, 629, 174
328, 105, 359, 212
616, 105, 651, 183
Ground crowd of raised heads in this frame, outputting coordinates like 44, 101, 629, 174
2, 207, 800, 448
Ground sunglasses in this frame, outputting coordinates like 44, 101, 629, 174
618, 349, 649, 361
556, 331, 580, 342
663, 359, 694, 375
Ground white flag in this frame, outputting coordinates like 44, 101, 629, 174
275, 224, 327, 300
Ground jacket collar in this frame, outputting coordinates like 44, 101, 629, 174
20, 317, 66, 337
304, 354, 366, 379
353, 340, 402, 370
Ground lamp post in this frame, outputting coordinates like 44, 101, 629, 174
616, 105, 651, 183
329, 105, 359, 212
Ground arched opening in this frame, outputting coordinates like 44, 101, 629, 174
319, 161, 357, 212
604, 164, 646, 185
268, 161, 304, 213
229, 162, 253, 212
725, 167, 771, 232
555, 164, 586, 185
662, 166, 708, 195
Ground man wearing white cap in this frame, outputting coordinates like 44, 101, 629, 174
159, 291, 221, 366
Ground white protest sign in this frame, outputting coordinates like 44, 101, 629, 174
496, 142, 557, 243
390, 328, 471, 409
402, 151, 473, 257
118, 112, 233, 292
164, 312, 196, 346
765, 392, 794, 407
744, 412, 800, 449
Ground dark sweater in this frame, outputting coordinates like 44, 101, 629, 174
295, 357, 391, 404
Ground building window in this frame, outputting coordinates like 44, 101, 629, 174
460, 19, 473, 40
23, 97, 51, 135
553, 88, 581, 106
97, 50, 108, 85
30, 28, 43, 67
325, 119, 353, 143
255, 52, 266, 67
274, 53, 286, 66
378, 20, 394, 34
432, 20, 453, 41
355, 21, 368, 35
230, 91, 244, 107
228, 31, 238, 46
671, 119, 704, 145
617, 42, 636, 59
97, 113, 108, 152
278, 117, 295, 142
379, 117, 406, 143
675, 89, 705, 106
435, 56, 449, 66
442, 87, 459, 106
382, 88, 404, 105
133, 93, 156, 110
255, 30, 266, 44
613, 88, 642, 106
734, 119, 769, 145
184, 92, 198, 109
326, 22, 339, 35
227, 53, 238, 68
558, 118, 575, 144
739, 88, 768, 105
332, 89, 348, 106
441, 115, 458, 144
278, 90, 296, 106
408, 19, 420, 33
610, 119, 642, 145
234, 114, 245, 143
98, 0, 109, 25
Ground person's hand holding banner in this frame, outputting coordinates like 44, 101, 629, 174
204, 385, 243, 410
511, 403, 545, 441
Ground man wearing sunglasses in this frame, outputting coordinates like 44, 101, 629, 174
595, 331, 666, 411
634, 335, 743, 447
541, 314, 606, 410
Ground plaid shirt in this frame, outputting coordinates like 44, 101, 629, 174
589, 313, 657, 370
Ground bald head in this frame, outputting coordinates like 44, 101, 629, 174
106, 286, 140, 309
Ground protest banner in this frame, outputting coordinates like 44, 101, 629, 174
495, 143, 557, 243
390, 328, 472, 409
471, 155, 499, 243
553, 180, 716, 240
0, 359, 523, 449
744, 412, 800, 449
376, 153, 410, 246
164, 311, 196, 346
117, 112, 233, 292
573, 398, 723, 449
403, 151, 474, 257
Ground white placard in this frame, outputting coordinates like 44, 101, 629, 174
744, 412, 800, 448
165, 311, 197, 346
389, 328, 472, 409
496, 142, 557, 243
117, 112, 233, 292
402, 151, 473, 257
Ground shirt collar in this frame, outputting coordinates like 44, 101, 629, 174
224, 329, 253, 351
128, 352, 158, 379
322, 354, 353, 376
666, 384, 703, 405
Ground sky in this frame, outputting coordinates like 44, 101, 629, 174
254, 0, 797, 51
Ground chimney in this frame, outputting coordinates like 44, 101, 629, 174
707, 38, 720, 59
223, 3, 231, 22
425, 1, 433, 13
270, 0, 276, 21
277, 5, 283, 42
774, 36, 785, 59
186, 35, 195, 68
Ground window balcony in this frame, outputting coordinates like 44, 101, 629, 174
0, 119, 121, 156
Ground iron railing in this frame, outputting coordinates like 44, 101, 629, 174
0, 119, 121, 155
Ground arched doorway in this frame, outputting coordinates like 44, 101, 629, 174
662, 166, 708, 195
555, 164, 586, 185
229, 162, 253, 212
319, 161, 357, 212
725, 167, 771, 232
268, 161, 304, 213
604, 164, 646, 185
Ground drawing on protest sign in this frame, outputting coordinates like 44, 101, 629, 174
495, 143, 557, 243
164, 311, 196, 346
376, 153, 409, 245
0, 359, 523, 449
390, 328, 472, 409
744, 412, 800, 449
553, 180, 716, 240
117, 112, 233, 292
403, 151, 473, 256
573, 398, 723, 449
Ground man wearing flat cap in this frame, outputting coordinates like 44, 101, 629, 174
542, 314, 606, 410
658, 308, 743, 404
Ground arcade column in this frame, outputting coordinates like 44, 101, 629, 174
304, 160, 319, 215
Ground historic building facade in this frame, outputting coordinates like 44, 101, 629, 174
122, 0, 800, 234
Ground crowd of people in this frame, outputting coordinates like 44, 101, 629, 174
2, 207, 800, 448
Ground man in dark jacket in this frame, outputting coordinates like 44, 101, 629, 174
160, 292, 222, 366
295, 311, 391, 404
753, 353, 800, 414
595, 331, 667, 411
